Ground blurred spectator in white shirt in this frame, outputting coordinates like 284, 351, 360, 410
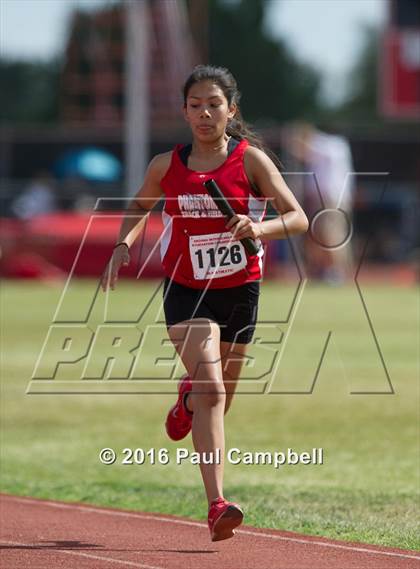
287, 123, 355, 283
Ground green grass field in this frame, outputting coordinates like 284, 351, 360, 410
1, 279, 419, 550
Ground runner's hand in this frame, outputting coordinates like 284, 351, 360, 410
226, 214, 263, 240
101, 244, 130, 291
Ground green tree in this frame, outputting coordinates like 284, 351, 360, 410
208, 0, 322, 123
0, 59, 61, 124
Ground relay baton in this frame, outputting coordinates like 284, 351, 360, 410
203, 178, 260, 256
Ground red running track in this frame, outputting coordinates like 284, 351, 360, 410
1, 494, 419, 569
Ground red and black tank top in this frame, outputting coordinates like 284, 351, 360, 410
159, 138, 267, 289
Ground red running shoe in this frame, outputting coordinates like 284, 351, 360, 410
165, 374, 193, 441
208, 497, 244, 541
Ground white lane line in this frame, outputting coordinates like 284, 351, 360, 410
0, 539, 164, 569
2, 495, 420, 562
236, 529, 420, 561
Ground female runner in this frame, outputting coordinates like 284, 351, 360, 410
101, 65, 308, 542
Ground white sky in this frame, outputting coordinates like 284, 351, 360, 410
265, 0, 388, 103
0, 0, 388, 104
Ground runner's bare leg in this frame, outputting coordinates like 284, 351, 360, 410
168, 319, 225, 505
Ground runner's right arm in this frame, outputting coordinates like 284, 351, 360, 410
101, 153, 170, 291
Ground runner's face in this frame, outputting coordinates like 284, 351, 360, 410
184, 80, 236, 142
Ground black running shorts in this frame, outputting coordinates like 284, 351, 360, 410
163, 277, 260, 344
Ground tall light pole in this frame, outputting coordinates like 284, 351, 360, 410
125, 0, 150, 196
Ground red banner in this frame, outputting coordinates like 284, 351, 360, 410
380, 28, 420, 118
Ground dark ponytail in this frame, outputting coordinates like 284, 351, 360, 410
226, 111, 264, 151
183, 64, 282, 169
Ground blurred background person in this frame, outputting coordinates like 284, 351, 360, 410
288, 123, 355, 283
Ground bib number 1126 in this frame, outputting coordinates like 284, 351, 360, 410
189, 232, 247, 280
194, 243, 242, 269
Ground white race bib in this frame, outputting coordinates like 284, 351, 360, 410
189, 232, 247, 280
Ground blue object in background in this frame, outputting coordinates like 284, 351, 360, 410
54, 147, 122, 182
